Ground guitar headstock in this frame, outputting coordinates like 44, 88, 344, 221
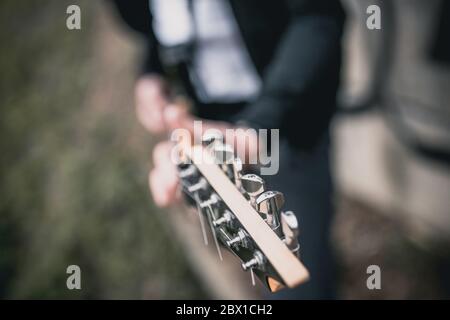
176, 133, 309, 292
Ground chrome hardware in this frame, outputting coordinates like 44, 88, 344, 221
226, 229, 249, 248
242, 250, 265, 271
199, 193, 220, 209
281, 211, 300, 256
202, 131, 224, 148
212, 210, 234, 227
212, 144, 235, 179
178, 164, 197, 179
178, 136, 307, 291
256, 191, 284, 236
212, 143, 234, 163
241, 174, 265, 207
187, 177, 208, 193
232, 157, 243, 189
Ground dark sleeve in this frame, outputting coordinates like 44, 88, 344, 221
234, 0, 345, 149
111, 0, 164, 75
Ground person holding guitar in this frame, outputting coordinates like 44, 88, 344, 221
113, 0, 345, 299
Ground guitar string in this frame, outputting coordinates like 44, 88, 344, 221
179, 179, 209, 246
194, 192, 209, 246
179, 177, 256, 286
179, 182, 222, 259
205, 204, 223, 261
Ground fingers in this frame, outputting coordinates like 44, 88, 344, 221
152, 141, 174, 167
164, 104, 230, 142
163, 105, 258, 159
135, 75, 170, 134
149, 141, 181, 207
149, 167, 180, 207
148, 113, 258, 208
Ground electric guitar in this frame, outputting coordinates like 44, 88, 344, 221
176, 132, 309, 292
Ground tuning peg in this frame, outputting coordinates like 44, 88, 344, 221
212, 143, 234, 164
202, 131, 224, 148
187, 177, 208, 193
281, 211, 300, 256
178, 165, 200, 207
241, 174, 265, 207
212, 210, 234, 228
211, 144, 235, 179
178, 164, 198, 180
231, 157, 243, 188
202, 196, 224, 261
256, 191, 284, 236
199, 193, 220, 209
241, 250, 265, 271
226, 229, 250, 249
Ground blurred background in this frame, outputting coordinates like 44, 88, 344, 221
0, 0, 449, 299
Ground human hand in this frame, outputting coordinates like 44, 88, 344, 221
134, 74, 170, 134
148, 105, 258, 207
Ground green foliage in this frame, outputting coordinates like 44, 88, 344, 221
0, 0, 204, 299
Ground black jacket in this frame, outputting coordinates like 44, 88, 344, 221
113, 0, 345, 150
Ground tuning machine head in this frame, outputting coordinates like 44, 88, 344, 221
202, 131, 224, 148
231, 157, 243, 189
256, 191, 284, 235
202, 132, 243, 188
210, 143, 236, 180
226, 228, 250, 249
199, 192, 221, 209
212, 210, 234, 228
281, 211, 300, 256
211, 143, 234, 163
242, 250, 265, 271
241, 174, 265, 206
178, 164, 198, 180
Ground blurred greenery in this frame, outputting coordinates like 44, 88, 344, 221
1, 0, 448, 300
0, 0, 204, 299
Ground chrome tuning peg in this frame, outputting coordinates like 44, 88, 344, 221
241, 174, 265, 207
202, 133, 242, 186
212, 143, 235, 179
187, 177, 208, 193
178, 164, 198, 180
241, 250, 265, 271
202, 131, 224, 148
212, 210, 234, 228
212, 143, 234, 163
231, 157, 243, 189
281, 211, 300, 256
226, 228, 250, 249
199, 193, 220, 209
256, 191, 284, 236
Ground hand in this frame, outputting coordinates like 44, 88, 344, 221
134, 74, 170, 134
149, 105, 258, 208
149, 140, 181, 207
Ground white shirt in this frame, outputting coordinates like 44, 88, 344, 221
150, 0, 261, 103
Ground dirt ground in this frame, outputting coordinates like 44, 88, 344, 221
0, 0, 448, 299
